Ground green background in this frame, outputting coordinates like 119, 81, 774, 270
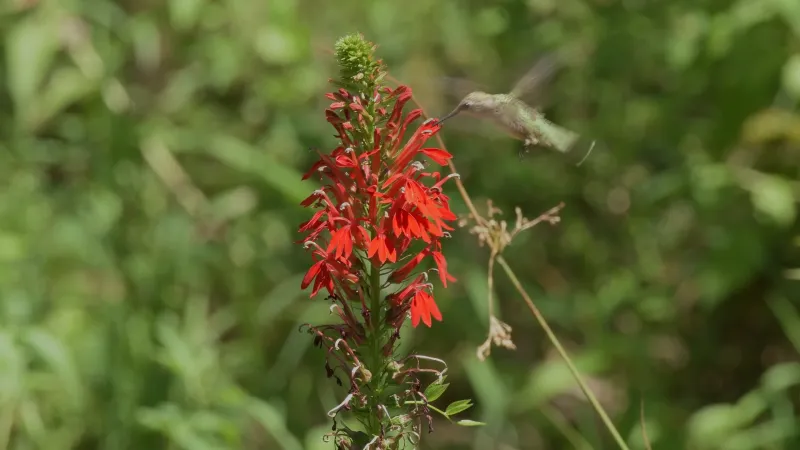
1, 0, 799, 449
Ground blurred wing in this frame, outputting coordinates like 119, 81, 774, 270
508, 53, 562, 103
436, 76, 490, 101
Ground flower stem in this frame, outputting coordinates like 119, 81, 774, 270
495, 255, 631, 450
366, 260, 384, 435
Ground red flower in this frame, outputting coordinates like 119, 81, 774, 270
367, 233, 397, 264
411, 289, 442, 328
300, 245, 358, 298
298, 83, 457, 328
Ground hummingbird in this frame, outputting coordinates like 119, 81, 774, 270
436, 54, 594, 162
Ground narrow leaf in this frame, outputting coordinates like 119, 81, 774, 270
445, 399, 474, 416
456, 419, 486, 427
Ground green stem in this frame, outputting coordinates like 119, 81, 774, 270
496, 256, 631, 450
365, 260, 384, 436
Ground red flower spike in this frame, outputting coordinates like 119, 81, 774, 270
298, 82, 456, 329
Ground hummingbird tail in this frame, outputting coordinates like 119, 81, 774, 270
576, 140, 596, 166
538, 118, 580, 154
537, 118, 599, 165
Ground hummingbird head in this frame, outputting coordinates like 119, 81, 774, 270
438, 91, 495, 124
459, 91, 495, 112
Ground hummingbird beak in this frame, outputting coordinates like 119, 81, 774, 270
436, 107, 461, 125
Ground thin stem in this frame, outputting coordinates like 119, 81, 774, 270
640, 398, 653, 450
364, 260, 384, 436
486, 248, 498, 318
496, 255, 630, 450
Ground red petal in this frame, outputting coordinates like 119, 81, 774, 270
407, 214, 421, 238
326, 227, 342, 256
392, 212, 402, 238
411, 293, 422, 327
300, 192, 320, 207
426, 292, 442, 322
432, 251, 452, 287
343, 233, 353, 258
377, 236, 388, 263
310, 267, 330, 297
420, 147, 453, 165
301, 260, 323, 290
389, 252, 425, 283
367, 236, 381, 259
411, 291, 432, 327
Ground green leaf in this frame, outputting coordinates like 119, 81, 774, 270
168, 0, 206, 31
783, 53, 800, 101
760, 362, 800, 393
445, 399, 474, 416
688, 404, 742, 444
5, 12, 60, 127
455, 419, 486, 427
749, 174, 797, 227
423, 380, 449, 402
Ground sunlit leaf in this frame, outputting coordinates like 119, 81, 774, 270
749, 174, 797, 227
5, 12, 60, 124
423, 380, 450, 402
455, 419, 486, 427
782, 54, 800, 101
445, 399, 474, 416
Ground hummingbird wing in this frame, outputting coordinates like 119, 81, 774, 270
508, 53, 562, 104
436, 76, 489, 100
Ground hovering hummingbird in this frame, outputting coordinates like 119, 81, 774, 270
436, 54, 594, 163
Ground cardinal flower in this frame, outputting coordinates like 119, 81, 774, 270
298, 82, 457, 329
298, 33, 474, 448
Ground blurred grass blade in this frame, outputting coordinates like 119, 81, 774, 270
207, 135, 308, 204
767, 296, 800, 353
245, 399, 304, 450
23, 328, 84, 410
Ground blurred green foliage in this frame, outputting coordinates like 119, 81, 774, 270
1, 0, 799, 449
